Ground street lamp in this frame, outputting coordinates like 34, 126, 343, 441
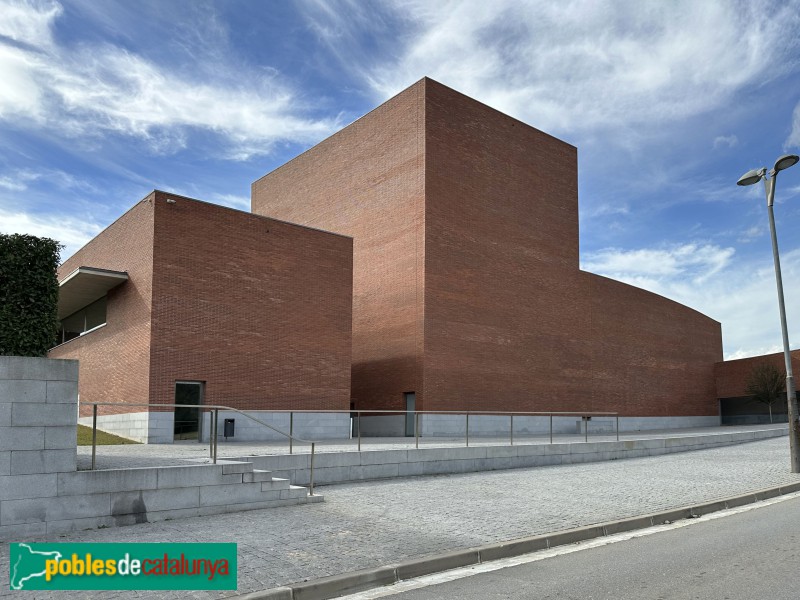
737, 153, 800, 473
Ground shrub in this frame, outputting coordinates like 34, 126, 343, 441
0, 233, 62, 356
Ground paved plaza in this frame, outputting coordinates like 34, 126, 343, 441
2, 432, 798, 599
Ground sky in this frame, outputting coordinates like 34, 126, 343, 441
2, 0, 800, 360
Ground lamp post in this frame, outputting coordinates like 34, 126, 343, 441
737, 153, 800, 473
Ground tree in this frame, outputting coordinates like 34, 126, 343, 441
745, 362, 785, 424
0, 233, 62, 357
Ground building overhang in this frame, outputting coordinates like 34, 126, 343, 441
58, 267, 129, 320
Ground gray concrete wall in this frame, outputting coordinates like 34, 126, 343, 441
200, 411, 350, 443
0, 461, 319, 539
359, 414, 722, 438
78, 411, 149, 443
0, 357, 78, 477
1, 357, 319, 539
77, 410, 174, 444
229, 426, 788, 487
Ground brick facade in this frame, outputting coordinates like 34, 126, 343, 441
715, 350, 800, 399
49, 192, 352, 422
252, 78, 723, 417
49, 199, 155, 418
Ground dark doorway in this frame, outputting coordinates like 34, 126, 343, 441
405, 392, 416, 437
174, 381, 203, 441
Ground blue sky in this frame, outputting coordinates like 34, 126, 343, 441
2, 0, 800, 360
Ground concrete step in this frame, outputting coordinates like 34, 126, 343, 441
243, 469, 274, 483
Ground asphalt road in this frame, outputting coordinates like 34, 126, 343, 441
376, 495, 800, 600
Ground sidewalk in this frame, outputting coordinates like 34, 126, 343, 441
2, 433, 798, 599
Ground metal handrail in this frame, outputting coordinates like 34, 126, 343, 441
84, 402, 620, 488
84, 401, 318, 495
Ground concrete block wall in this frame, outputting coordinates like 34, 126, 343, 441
77, 410, 174, 443
1, 357, 321, 539
230, 427, 788, 487
0, 460, 321, 539
0, 357, 78, 477
200, 411, 350, 443
358, 414, 723, 438
78, 411, 149, 442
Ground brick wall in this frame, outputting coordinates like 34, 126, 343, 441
252, 77, 723, 417
148, 192, 352, 411
252, 81, 425, 411
48, 198, 155, 418
585, 274, 721, 416
715, 350, 800, 399
423, 79, 587, 412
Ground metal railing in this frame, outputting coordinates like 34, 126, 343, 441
83, 404, 619, 493
84, 402, 319, 495
284, 409, 619, 450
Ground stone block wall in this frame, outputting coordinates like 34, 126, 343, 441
0, 356, 79, 538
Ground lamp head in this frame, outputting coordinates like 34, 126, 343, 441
774, 154, 800, 173
737, 168, 766, 186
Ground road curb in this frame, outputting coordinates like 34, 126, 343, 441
237, 481, 800, 600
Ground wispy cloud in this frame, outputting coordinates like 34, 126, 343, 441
0, 207, 103, 258
713, 135, 738, 149
0, 0, 339, 159
787, 101, 800, 150
305, 0, 800, 141
583, 243, 800, 359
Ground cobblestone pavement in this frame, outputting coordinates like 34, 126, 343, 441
2, 435, 798, 599
76, 424, 786, 470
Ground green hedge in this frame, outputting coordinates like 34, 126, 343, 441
0, 233, 62, 357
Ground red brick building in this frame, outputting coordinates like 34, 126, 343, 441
252, 78, 723, 434
49, 191, 353, 442
714, 350, 799, 424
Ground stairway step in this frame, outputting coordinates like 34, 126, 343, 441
243, 469, 273, 483
220, 461, 253, 474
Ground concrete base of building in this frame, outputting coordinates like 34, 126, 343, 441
228, 425, 787, 488
356, 414, 722, 438
200, 411, 351, 443
78, 411, 174, 444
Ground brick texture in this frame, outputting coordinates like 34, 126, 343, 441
49, 199, 155, 418
49, 192, 352, 418
252, 81, 425, 412
715, 350, 800, 399
252, 77, 723, 417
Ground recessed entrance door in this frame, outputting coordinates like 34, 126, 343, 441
405, 392, 416, 437
174, 381, 203, 441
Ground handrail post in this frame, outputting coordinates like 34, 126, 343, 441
208, 409, 213, 459
213, 409, 219, 464
309, 442, 315, 496
289, 412, 294, 455
585, 416, 588, 442
415, 412, 420, 449
91, 404, 97, 471
549, 414, 553, 444
466, 412, 470, 447
357, 411, 361, 452
616, 415, 619, 442
510, 414, 514, 446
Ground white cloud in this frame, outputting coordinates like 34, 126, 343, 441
582, 243, 734, 282
737, 225, 763, 243
307, 1, 800, 139
210, 193, 250, 211
583, 243, 800, 359
0, 0, 61, 47
0, 208, 103, 259
0, 1, 338, 159
713, 135, 738, 149
787, 102, 800, 150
